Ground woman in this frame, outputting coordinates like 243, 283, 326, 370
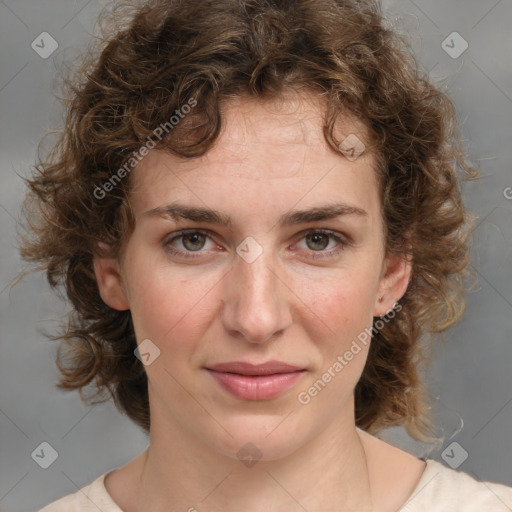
21, 0, 512, 510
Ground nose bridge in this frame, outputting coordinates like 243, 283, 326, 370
221, 242, 292, 343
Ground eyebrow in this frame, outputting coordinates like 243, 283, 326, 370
143, 202, 368, 228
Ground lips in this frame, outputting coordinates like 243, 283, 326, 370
205, 361, 305, 400
207, 361, 303, 375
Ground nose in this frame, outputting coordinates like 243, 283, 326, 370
220, 245, 293, 344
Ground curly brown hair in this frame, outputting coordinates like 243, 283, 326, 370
19, 0, 478, 440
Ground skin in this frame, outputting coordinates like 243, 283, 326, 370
94, 89, 426, 512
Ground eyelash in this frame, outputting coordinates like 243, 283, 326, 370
163, 229, 350, 261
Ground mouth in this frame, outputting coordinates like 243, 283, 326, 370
205, 361, 306, 401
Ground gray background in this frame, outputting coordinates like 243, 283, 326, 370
0, 1, 511, 510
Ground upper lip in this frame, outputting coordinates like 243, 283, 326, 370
206, 361, 303, 376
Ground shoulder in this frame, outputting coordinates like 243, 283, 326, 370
401, 459, 512, 512
38, 471, 122, 512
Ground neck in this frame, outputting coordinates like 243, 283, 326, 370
133, 410, 374, 512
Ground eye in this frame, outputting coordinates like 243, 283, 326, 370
162, 228, 350, 260
163, 229, 217, 258
294, 229, 349, 260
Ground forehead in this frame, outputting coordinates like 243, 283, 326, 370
129, 90, 379, 222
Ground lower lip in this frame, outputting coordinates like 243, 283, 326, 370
207, 370, 304, 400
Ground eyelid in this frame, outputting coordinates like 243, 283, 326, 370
163, 228, 218, 254
293, 228, 352, 246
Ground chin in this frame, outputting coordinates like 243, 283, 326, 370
204, 412, 310, 463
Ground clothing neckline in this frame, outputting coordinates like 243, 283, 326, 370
97, 458, 438, 511
397, 458, 441, 511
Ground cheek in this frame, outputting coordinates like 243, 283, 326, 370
125, 257, 219, 346
296, 277, 375, 406
298, 270, 377, 347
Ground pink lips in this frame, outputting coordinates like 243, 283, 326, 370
206, 361, 305, 401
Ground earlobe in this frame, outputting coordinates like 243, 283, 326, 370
93, 251, 130, 311
373, 250, 412, 317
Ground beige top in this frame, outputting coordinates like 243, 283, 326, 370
39, 458, 512, 511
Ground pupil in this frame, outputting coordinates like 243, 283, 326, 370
309, 233, 328, 250
184, 233, 204, 251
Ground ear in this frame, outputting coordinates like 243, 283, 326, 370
373, 247, 412, 317
93, 243, 130, 311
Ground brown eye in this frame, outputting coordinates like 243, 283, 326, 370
181, 232, 207, 251
163, 229, 216, 258
305, 233, 330, 251
294, 229, 350, 261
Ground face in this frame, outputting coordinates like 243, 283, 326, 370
94, 90, 411, 461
